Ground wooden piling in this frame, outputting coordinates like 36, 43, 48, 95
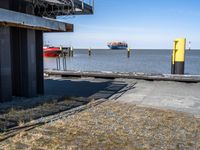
88, 48, 92, 56
127, 48, 131, 58
70, 47, 74, 57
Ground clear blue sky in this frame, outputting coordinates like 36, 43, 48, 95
44, 0, 200, 49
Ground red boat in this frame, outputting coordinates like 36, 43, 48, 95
43, 47, 61, 57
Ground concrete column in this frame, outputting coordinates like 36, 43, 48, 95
0, 27, 12, 101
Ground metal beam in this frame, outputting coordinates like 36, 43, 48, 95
73, 0, 94, 15
0, 8, 73, 32
23, 0, 94, 17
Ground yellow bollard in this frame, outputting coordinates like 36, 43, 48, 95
171, 38, 186, 74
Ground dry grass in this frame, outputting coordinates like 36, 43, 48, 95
0, 98, 85, 132
0, 101, 200, 150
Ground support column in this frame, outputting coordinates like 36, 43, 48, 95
10, 0, 37, 97
11, 28, 37, 97
25, 29, 37, 97
0, 0, 12, 101
0, 27, 12, 101
36, 31, 44, 94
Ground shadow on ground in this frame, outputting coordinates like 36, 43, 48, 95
44, 78, 128, 99
0, 78, 131, 132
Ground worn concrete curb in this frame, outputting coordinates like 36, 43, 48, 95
44, 70, 200, 83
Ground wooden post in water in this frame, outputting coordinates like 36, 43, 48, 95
88, 48, 92, 56
70, 46, 74, 57
56, 56, 61, 70
63, 53, 67, 71
127, 48, 131, 58
68, 47, 71, 57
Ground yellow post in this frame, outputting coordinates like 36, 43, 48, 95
171, 38, 186, 74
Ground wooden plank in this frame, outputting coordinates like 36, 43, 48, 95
0, 8, 73, 32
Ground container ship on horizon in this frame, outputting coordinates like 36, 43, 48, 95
107, 41, 128, 50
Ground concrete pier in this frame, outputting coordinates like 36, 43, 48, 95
44, 70, 200, 83
44, 76, 200, 116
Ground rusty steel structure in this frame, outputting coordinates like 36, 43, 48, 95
0, 0, 94, 101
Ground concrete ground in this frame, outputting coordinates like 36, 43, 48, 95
45, 77, 200, 116
111, 79, 200, 116
0, 77, 199, 149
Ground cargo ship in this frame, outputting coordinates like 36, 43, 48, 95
107, 41, 128, 49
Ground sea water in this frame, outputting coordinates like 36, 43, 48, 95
44, 49, 200, 75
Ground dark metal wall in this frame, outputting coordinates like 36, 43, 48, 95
0, 0, 44, 101
0, 26, 12, 101
0, 0, 12, 101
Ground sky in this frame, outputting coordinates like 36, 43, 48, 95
44, 0, 200, 49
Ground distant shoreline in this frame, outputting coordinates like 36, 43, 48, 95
73, 48, 200, 51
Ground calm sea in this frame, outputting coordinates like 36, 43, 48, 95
44, 49, 200, 75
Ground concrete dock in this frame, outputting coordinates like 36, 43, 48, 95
45, 70, 200, 83
45, 76, 200, 116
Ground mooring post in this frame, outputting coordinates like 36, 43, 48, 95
68, 47, 71, 57
59, 55, 61, 70
171, 38, 186, 75
70, 46, 74, 57
56, 57, 59, 70
88, 48, 92, 56
63, 53, 67, 71
127, 48, 131, 58
61, 48, 67, 71
56, 55, 61, 70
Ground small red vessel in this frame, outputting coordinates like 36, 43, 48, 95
43, 47, 61, 57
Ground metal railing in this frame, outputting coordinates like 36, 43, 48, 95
27, 0, 94, 18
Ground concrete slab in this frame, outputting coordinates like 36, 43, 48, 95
45, 77, 200, 116
112, 79, 200, 116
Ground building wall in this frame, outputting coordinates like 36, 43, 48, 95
0, 0, 44, 101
